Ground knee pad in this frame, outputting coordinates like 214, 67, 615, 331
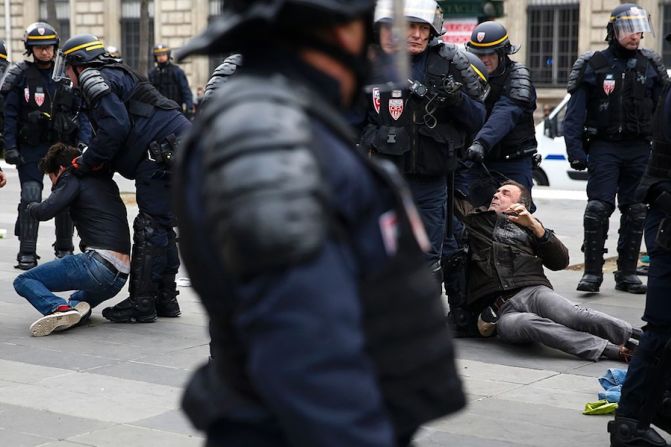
620, 203, 648, 225
585, 200, 614, 220
20, 181, 42, 204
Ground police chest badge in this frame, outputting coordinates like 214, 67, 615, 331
24, 87, 30, 103
603, 74, 616, 95
34, 87, 45, 106
372, 87, 381, 114
389, 98, 404, 120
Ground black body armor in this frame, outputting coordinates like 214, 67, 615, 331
148, 63, 184, 107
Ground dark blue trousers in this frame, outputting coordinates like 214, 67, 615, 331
407, 175, 446, 265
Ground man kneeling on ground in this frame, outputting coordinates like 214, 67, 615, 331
14, 144, 130, 336
461, 180, 639, 362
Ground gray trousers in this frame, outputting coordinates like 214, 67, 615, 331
496, 285, 632, 361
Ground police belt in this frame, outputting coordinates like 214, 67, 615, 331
89, 250, 128, 279
147, 134, 180, 165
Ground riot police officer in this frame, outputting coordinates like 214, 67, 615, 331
173, 0, 465, 444
564, 4, 667, 294
56, 34, 191, 322
148, 44, 193, 117
361, 0, 486, 290
465, 21, 538, 192
1, 22, 91, 270
607, 32, 671, 447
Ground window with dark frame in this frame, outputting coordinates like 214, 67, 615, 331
527, 2, 579, 88
121, 0, 155, 71
39, 0, 71, 42
208, 0, 224, 76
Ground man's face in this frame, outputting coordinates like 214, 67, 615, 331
156, 53, 169, 64
378, 23, 397, 54
616, 31, 642, 50
478, 52, 499, 74
489, 184, 522, 213
65, 65, 79, 87
407, 22, 431, 55
32, 45, 54, 63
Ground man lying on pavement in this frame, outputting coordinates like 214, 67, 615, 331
14, 143, 130, 336
460, 180, 640, 362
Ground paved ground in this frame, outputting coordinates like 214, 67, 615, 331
0, 163, 665, 446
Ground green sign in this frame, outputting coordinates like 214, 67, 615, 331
437, 0, 504, 19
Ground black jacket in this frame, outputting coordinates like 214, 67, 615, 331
28, 170, 130, 253
463, 208, 569, 309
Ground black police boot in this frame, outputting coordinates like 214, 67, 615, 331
608, 417, 668, 447
53, 210, 75, 258
102, 214, 158, 323
653, 396, 671, 435
156, 274, 181, 317
614, 204, 647, 295
15, 201, 40, 270
443, 252, 478, 337
577, 201, 612, 292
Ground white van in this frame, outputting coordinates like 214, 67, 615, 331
533, 94, 588, 191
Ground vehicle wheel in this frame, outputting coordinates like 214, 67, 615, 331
532, 168, 549, 187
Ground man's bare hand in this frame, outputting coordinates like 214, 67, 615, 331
0, 171, 7, 188
505, 203, 545, 238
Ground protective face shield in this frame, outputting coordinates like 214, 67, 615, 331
368, 0, 410, 92
51, 50, 70, 85
611, 5, 654, 39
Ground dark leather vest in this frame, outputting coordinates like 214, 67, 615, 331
586, 50, 654, 140
149, 63, 183, 106
369, 46, 468, 176
176, 75, 465, 441
484, 62, 537, 160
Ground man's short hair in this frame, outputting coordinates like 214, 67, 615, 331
501, 179, 532, 209
39, 143, 80, 174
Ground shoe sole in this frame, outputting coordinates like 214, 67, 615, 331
577, 284, 600, 292
30, 310, 82, 337
102, 311, 157, 323
615, 284, 647, 294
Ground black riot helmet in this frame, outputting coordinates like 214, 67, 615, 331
23, 22, 59, 55
176, 0, 377, 59
0, 40, 8, 69
465, 21, 519, 56
606, 3, 653, 42
153, 43, 171, 61
59, 34, 107, 66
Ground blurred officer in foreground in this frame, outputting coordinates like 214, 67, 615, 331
148, 44, 194, 117
2, 22, 91, 270
173, 0, 465, 445
361, 0, 486, 293
564, 4, 667, 294
607, 32, 671, 447
465, 21, 537, 193
56, 34, 191, 322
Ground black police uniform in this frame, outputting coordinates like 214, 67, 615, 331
608, 74, 671, 447
2, 60, 91, 268
564, 42, 667, 293
72, 57, 191, 321
360, 40, 486, 286
148, 59, 193, 116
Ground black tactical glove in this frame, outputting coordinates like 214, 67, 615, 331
4, 148, 24, 166
570, 158, 587, 171
465, 141, 486, 164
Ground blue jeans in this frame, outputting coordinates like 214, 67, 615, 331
14, 251, 128, 315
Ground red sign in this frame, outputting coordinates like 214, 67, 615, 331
442, 19, 478, 45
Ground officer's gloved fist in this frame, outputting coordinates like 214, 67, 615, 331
570, 158, 588, 171
4, 148, 24, 166
465, 141, 486, 163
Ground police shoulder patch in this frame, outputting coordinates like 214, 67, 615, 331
567, 51, 595, 93
0, 61, 29, 93
79, 68, 111, 105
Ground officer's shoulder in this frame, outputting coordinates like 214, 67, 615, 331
567, 51, 596, 93
505, 62, 535, 104
206, 75, 311, 150
640, 48, 669, 81
434, 41, 459, 59
79, 68, 112, 104
0, 61, 30, 93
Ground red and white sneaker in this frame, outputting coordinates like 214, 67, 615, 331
29, 305, 82, 337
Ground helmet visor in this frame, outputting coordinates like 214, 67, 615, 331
613, 7, 654, 38
52, 50, 67, 83
367, 0, 410, 92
